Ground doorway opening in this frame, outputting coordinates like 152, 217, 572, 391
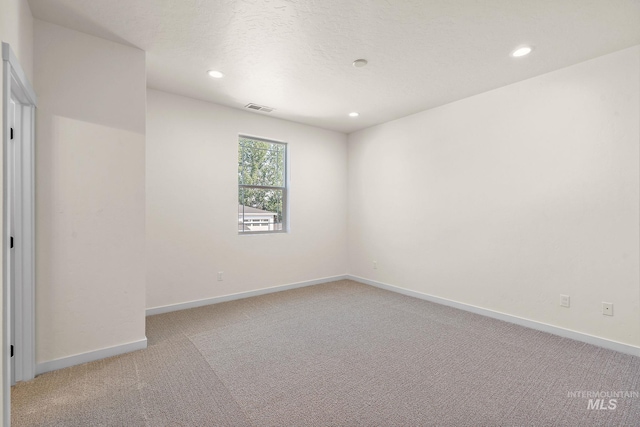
2, 42, 37, 424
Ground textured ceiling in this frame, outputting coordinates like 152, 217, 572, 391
28, 0, 640, 133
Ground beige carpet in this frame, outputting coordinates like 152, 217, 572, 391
12, 280, 640, 426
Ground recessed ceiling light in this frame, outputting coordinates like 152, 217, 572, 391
349, 112, 359, 117
352, 59, 368, 68
511, 46, 532, 58
207, 70, 224, 78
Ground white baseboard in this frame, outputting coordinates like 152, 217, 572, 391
36, 338, 148, 376
146, 274, 349, 316
348, 275, 640, 357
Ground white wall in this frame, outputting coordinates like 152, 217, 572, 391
0, 0, 34, 82
348, 46, 640, 347
0, 0, 33, 418
34, 20, 146, 364
146, 89, 348, 310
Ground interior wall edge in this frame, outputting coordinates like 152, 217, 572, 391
348, 275, 640, 357
35, 337, 148, 376
146, 274, 349, 317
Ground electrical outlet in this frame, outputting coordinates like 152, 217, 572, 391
560, 295, 570, 308
217, 271, 224, 281
602, 302, 613, 316
373, 261, 378, 270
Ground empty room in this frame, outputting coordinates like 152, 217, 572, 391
1, 0, 639, 426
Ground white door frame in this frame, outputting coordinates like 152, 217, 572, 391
2, 42, 37, 425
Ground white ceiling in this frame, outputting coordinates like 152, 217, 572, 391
28, 0, 640, 134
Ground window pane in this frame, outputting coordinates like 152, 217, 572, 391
238, 137, 285, 187
238, 187, 283, 233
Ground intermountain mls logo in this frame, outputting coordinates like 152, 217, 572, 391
567, 391, 639, 410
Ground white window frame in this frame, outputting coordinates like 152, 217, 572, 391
238, 135, 289, 235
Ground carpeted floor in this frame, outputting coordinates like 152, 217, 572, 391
11, 280, 640, 426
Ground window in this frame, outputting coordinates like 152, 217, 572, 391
238, 135, 287, 234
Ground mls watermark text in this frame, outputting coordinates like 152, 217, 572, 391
567, 391, 639, 410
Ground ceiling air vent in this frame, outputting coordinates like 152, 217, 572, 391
245, 103, 275, 113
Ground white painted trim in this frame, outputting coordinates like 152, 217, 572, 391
1, 43, 37, 106
10, 102, 36, 384
2, 47, 10, 427
3, 42, 37, 427
348, 275, 640, 357
36, 338, 148, 376
20, 104, 36, 382
146, 275, 348, 316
